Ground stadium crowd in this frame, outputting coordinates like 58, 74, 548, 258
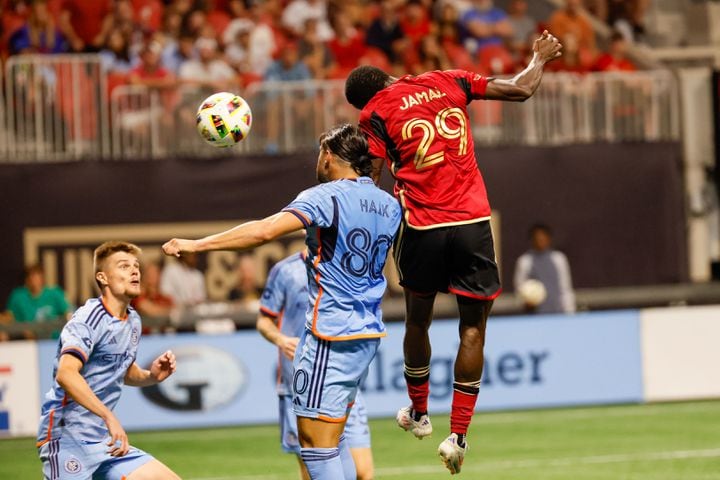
0, 0, 642, 92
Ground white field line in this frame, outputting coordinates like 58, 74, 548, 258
188, 447, 720, 480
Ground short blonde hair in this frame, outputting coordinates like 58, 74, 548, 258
93, 241, 142, 289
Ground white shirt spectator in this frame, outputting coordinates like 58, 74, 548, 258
178, 58, 236, 83
281, 0, 334, 42
514, 249, 576, 314
160, 261, 207, 306
223, 18, 276, 76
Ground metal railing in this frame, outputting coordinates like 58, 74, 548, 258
4, 54, 110, 162
469, 71, 679, 146
110, 80, 356, 159
2, 54, 681, 163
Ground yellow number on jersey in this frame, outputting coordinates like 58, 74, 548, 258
401, 108, 468, 170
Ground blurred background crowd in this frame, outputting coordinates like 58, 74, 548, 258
0, 0, 646, 93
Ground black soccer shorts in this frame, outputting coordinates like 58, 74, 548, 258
393, 220, 502, 299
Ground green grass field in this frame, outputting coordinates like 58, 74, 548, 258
3, 401, 720, 479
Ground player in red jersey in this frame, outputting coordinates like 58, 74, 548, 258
345, 31, 562, 474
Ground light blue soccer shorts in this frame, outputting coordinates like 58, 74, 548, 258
280, 391, 372, 453
38, 435, 154, 480
292, 330, 380, 422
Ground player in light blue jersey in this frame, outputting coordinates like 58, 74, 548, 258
163, 124, 401, 480
37, 241, 179, 480
257, 251, 375, 480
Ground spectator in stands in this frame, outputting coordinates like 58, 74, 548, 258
299, 18, 335, 80
129, 40, 175, 88
548, 0, 596, 57
134, 0, 164, 34
282, 0, 333, 42
223, 19, 254, 76
506, 0, 536, 60
514, 224, 576, 315
606, 0, 649, 43
327, 10, 366, 79
410, 34, 452, 74
226, 0, 249, 23
9, 0, 67, 55
6, 264, 71, 337
98, 28, 134, 74
365, 0, 406, 66
179, 37, 236, 90
459, 0, 513, 56
204, 0, 232, 40
436, 1, 461, 45
132, 260, 174, 319
400, 0, 432, 51
93, 0, 137, 51
264, 42, 313, 153
160, 252, 207, 307
163, 31, 195, 75
230, 0, 279, 78
1, 1, 26, 58
592, 31, 636, 72
264, 41, 312, 82
59, 0, 111, 52
228, 254, 262, 309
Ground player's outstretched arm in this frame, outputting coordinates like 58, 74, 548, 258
124, 350, 177, 387
56, 355, 129, 456
484, 30, 562, 102
256, 313, 299, 360
163, 212, 304, 257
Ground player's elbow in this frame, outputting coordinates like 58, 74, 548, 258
56, 367, 74, 390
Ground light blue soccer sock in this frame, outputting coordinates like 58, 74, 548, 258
338, 435, 357, 480
300, 447, 344, 480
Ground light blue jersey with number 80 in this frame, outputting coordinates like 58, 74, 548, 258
283, 177, 401, 341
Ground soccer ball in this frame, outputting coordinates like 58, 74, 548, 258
518, 279, 547, 307
196, 92, 252, 147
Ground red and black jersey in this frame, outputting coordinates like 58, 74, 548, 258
359, 70, 491, 229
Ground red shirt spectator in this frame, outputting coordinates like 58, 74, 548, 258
132, 0, 163, 33
59, 0, 111, 51
592, 33, 637, 72
399, 0, 431, 49
328, 12, 366, 78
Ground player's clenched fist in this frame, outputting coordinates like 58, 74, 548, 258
533, 30, 563, 63
162, 238, 197, 257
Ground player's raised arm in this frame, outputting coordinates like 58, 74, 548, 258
56, 354, 129, 456
484, 30, 562, 102
163, 211, 304, 257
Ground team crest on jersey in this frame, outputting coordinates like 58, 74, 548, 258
64, 458, 82, 473
131, 328, 139, 345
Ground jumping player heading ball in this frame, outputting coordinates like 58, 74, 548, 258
345, 30, 562, 474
